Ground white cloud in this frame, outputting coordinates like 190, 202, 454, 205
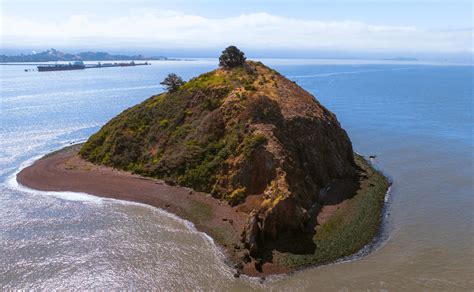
1, 11, 472, 53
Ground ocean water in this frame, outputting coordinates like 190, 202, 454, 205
0, 59, 472, 290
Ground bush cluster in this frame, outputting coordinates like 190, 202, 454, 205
219, 46, 246, 68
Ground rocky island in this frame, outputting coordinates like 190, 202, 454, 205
18, 46, 389, 277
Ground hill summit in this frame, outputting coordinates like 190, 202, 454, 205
80, 59, 359, 254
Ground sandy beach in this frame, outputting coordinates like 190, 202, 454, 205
17, 141, 390, 278
16, 144, 294, 276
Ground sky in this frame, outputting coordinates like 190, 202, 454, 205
0, 0, 473, 58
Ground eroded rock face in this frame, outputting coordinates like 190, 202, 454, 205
234, 77, 357, 252
80, 61, 357, 255
242, 210, 261, 257
238, 100, 356, 252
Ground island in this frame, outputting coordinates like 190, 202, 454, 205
17, 46, 389, 277
0, 48, 169, 62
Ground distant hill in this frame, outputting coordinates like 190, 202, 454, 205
0, 48, 168, 62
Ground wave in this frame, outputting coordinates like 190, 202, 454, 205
0, 124, 101, 177
287, 67, 410, 79
6, 148, 234, 274
6, 145, 394, 285
259, 171, 394, 284
2, 85, 161, 104
6, 154, 104, 203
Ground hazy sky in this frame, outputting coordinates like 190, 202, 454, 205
1, 0, 473, 55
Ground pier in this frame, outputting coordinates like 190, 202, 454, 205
36, 61, 150, 72
85, 61, 151, 69
0, 61, 152, 72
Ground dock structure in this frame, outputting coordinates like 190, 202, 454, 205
86, 61, 150, 69
36, 61, 150, 72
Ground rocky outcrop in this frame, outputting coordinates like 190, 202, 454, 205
80, 60, 357, 256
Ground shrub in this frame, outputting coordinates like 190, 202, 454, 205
226, 187, 247, 206
242, 134, 268, 157
219, 46, 246, 68
160, 73, 185, 92
159, 119, 169, 127
202, 97, 222, 111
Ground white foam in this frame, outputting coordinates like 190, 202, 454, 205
2, 85, 161, 104
100, 196, 231, 271
6, 154, 104, 203
9, 146, 395, 284
259, 172, 395, 283
7, 148, 229, 263
331, 183, 393, 264
384, 185, 392, 203
0, 123, 101, 164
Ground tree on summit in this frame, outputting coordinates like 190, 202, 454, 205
219, 46, 246, 68
160, 73, 185, 92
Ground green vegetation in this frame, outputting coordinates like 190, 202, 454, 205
219, 45, 246, 68
159, 119, 170, 127
79, 62, 268, 204
181, 71, 229, 91
181, 200, 239, 251
241, 134, 267, 157
41, 143, 83, 160
225, 187, 247, 206
275, 154, 389, 268
160, 73, 185, 92
187, 199, 214, 222
78, 56, 389, 273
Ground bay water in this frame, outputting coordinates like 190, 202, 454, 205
1, 59, 472, 290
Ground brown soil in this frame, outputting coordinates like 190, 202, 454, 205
16, 145, 292, 277
17, 145, 385, 278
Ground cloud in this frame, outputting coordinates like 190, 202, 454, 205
1, 11, 472, 53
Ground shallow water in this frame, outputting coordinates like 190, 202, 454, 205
1, 59, 472, 290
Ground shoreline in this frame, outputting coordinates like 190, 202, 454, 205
16, 144, 390, 278
16, 144, 274, 277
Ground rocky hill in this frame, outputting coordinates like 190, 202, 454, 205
79, 60, 363, 256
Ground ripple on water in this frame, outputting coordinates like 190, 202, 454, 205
1, 62, 472, 290
0, 185, 245, 289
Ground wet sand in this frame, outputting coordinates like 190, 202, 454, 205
17, 145, 295, 276
17, 144, 385, 278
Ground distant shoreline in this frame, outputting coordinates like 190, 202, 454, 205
0, 48, 174, 63
0, 59, 183, 65
16, 144, 390, 278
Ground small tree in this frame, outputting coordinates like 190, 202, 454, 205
219, 46, 246, 68
160, 73, 185, 92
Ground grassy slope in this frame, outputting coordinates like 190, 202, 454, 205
275, 154, 389, 268
79, 62, 390, 271
169, 154, 389, 272
79, 64, 268, 202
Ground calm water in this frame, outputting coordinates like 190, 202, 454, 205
1, 59, 472, 290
